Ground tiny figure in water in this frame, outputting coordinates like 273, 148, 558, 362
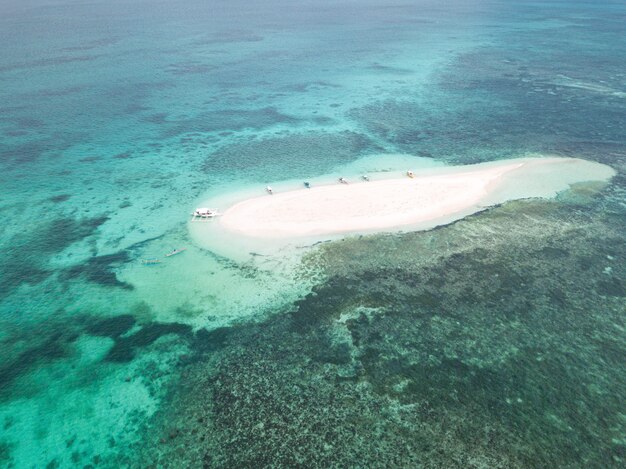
339, 177, 348, 184
266, 186, 273, 194
361, 175, 370, 181
304, 181, 311, 188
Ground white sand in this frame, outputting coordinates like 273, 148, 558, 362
189, 157, 615, 261
217, 157, 614, 239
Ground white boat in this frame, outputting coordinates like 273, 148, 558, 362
165, 248, 187, 257
191, 207, 220, 221
266, 186, 274, 194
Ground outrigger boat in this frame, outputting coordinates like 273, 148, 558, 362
165, 248, 187, 257
141, 258, 161, 265
191, 207, 220, 222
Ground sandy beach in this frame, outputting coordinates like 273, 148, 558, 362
216, 157, 615, 239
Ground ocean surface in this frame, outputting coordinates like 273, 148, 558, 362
0, 0, 624, 467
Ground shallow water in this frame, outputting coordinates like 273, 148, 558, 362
0, 0, 624, 467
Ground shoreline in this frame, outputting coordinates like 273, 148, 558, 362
189, 156, 615, 259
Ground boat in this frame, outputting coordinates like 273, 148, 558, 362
361, 175, 370, 181
304, 181, 311, 188
165, 248, 187, 257
193, 207, 219, 217
191, 207, 220, 221
407, 170, 415, 178
266, 186, 274, 194
141, 258, 161, 265
339, 177, 349, 184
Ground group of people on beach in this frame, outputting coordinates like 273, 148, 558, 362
264, 170, 415, 195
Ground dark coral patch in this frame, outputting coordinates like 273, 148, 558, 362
538, 246, 570, 259
161, 107, 299, 139
130, 323, 192, 347
62, 251, 133, 290
78, 156, 102, 163
192, 327, 232, 354
0, 331, 78, 393
202, 131, 381, 181
596, 276, 625, 297
0, 216, 109, 298
40, 216, 109, 254
48, 194, 71, 203
85, 315, 136, 338
0, 440, 13, 465
105, 322, 192, 363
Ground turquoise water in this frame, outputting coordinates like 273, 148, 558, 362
0, 0, 624, 467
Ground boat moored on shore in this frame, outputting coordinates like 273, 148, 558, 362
191, 207, 220, 221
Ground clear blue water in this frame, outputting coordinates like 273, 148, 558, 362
0, 0, 624, 467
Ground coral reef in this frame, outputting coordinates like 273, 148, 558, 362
136, 195, 625, 468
